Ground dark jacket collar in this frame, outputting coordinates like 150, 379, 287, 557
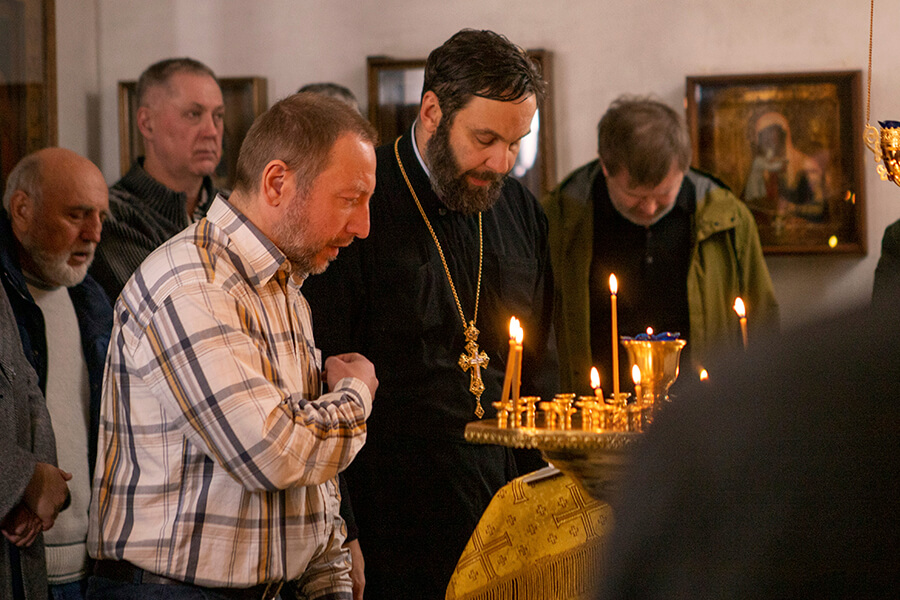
114, 157, 216, 221
0, 212, 30, 302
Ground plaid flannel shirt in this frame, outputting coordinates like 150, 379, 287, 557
88, 196, 371, 593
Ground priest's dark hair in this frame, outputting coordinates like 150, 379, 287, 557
422, 29, 545, 125
597, 96, 693, 187
136, 57, 219, 108
232, 92, 377, 196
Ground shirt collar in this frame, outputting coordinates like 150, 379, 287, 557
410, 121, 432, 178
204, 194, 292, 287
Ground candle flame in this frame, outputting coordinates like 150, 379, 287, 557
609, 274, 618, 295
509, 317, 523, 344
828, 235, 838, 248
733, 297, 746, 318
646, 327, 653, 336
699, 368, 709, 381
590, 367, 601, 390
631, 364, 641, 385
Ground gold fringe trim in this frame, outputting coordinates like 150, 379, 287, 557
447, 538, 606, 600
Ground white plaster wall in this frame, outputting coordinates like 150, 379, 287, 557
55, 0, 99, 160
55, 0, 900, 328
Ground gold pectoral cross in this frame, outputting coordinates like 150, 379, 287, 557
458, 321, 489, 418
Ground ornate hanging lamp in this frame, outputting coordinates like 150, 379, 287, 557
863, 0, 900, 186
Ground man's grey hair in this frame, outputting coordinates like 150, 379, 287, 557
297, 82, 360, 113
2, 153, 43, 213
136, 57, 219, 108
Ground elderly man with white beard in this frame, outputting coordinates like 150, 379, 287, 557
1, 147, 113, 600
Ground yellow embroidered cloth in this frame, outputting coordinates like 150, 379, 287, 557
446, 467, 613, 600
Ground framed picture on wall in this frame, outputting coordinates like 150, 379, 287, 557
366, 50, 557, 199
685, 71, 865, 254
0, 0, 56, 188
117, 76, 267, 191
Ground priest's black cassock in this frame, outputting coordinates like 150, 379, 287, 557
303, 131, 559, 599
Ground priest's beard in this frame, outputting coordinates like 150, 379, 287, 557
425, 119, 506, 214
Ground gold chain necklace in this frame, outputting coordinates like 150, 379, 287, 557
394, 136, 489, 418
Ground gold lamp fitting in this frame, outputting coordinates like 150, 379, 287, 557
865, 121, 900, 187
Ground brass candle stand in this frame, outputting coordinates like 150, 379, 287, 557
464, 414, 639, 503
469, 393, 646, 503
467, 335, 687, 502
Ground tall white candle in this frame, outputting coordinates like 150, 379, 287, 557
511, 320, 524, 404
632, 364, 642, 404
610, 274, 619, 400
733, 297, 748, 349
590, 366, 603, 400
500, 317, 518, 405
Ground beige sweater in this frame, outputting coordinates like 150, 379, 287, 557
27, 282, 91, 584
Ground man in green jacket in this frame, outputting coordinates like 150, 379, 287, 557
544, 96, 778, 395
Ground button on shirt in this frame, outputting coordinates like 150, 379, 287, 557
88, 196, 372, 589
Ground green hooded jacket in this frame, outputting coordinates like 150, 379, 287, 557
543, 160, 779, 394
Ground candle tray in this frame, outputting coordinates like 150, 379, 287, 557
464, 417, 641, 503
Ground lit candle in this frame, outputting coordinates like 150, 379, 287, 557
632, 364, 642, 404
590, 366, 603, 400
609, 274, 619, 400
646, 327, 653, 336
699, 368, 709, 381
511, 320, 524, 405
733, 297, 748, 349
500, 317, 518, 405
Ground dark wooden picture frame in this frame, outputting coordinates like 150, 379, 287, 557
686, 71, 865, 254
117, 76, 268, 190
366, 50, 557, 199
0, 0, 56, 188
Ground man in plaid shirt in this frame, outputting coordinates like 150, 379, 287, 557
87, 93, 378, 600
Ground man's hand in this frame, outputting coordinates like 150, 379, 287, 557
346, 539, 365, 600
1, 504, 43, 547
324, 353, 378, 398
22, 462, 71, 530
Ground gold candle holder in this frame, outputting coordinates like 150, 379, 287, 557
595, 402, 611, 431
553, 393, 575, 430
521, 396, 539, 429
626, 404, 644, 433
513, 394, 528, 428
492, 400, 511, 429
576, 397, 598, 432
606, 392, 630, 432
538, 401, 558, 430
620, 338, 686, 408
